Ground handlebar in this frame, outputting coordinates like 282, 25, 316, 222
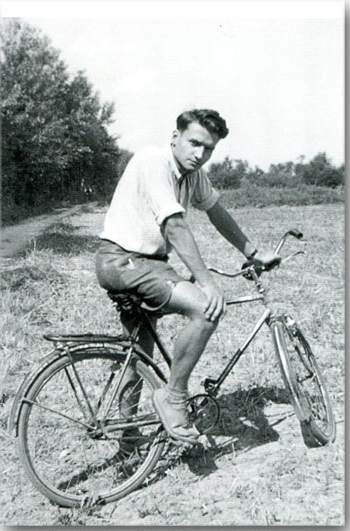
274, 228, 303, 255
204, 228, 306, 281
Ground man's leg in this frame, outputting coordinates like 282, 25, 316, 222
164, 282, 218, 391
121, 311, 157, 357
119, 312, 158, 418
153, 281, 218, 442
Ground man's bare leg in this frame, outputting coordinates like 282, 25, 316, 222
121, 281, 216, 393
153, 281, 218, 442
119, 282, 218, 441
163, 281, 218, 391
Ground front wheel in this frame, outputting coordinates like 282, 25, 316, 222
271, 317, 336, 447
16, 345, 165, 507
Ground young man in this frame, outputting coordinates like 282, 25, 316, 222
96, 109, 276, 444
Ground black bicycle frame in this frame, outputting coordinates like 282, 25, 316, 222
203, 308, 271, 396
120, 224, 305, 402
133, 301, 272, 398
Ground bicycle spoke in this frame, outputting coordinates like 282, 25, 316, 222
56, 440, 136, 492
65, 349, 98, 424
293, 358, 328, 425
93, 370, 116, 417
64, 366, 91, 421
22, 397, 95, 430
18, 349, 165, 507
101, 347, 135, 422
274, 319, 335, 445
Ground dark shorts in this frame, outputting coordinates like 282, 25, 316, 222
95, 240, 185, 311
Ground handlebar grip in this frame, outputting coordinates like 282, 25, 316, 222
242, 256, 281, 280
289, 229, 303, 239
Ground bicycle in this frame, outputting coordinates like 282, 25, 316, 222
9, 229, 336, 508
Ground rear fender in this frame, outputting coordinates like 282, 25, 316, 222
8, 346, 65, 436
9, 343, 125, 436
8, 342, 167, 436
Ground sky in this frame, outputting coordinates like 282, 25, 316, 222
3, 1, 345, 171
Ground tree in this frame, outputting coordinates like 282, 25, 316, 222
259, 161, 296, 188
1, 19, 70, 204
1, 19, 120, 215
59, 71, 120, 198
299, 152, 344, 188
208, 157, 248, 189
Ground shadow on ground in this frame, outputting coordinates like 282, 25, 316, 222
149, 385, 292, 485
21, 222, 100, 256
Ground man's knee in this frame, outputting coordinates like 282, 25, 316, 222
164, 281, 212, 317
190, 311, 218, 333
180, 295, 219, 335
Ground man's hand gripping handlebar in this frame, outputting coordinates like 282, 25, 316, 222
242, 229, 305, 280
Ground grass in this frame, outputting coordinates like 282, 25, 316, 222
0, 203, 344, 525
2, 182, 344, 226
219, 182, 344, 208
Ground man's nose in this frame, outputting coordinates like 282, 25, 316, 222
194, 146, 205, 160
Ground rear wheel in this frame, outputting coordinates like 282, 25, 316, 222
17, 345, 165, 507
272, 317, 336, 447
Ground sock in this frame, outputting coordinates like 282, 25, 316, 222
166, 385, 189, 405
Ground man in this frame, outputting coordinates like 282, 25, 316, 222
96, 109, 275, 444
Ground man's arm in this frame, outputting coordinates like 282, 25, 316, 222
162, 213, 225, 322
206, 200, 258, 258
206, 200, 280, 265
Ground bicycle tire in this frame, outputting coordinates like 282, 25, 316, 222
16, 344, 165, 507
271, 317, 336, 447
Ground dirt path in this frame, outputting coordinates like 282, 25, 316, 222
0, 204, 91, 263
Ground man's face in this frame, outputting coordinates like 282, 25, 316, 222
171, 122, 220, 174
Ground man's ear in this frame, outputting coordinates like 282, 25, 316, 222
171, 130, 179, 145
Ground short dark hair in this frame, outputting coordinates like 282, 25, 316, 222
176, 109, 229, 139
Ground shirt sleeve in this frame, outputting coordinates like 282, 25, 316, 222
191, 169, 220, 211
138, 149, 185, 225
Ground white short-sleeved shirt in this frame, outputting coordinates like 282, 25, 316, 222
100, 144, 220, 256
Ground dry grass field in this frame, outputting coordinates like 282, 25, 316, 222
0, 202, 344, 526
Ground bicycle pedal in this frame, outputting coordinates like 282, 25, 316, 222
202, 378, 218, 393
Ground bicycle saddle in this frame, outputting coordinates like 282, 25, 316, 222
108, 292, 142, 312
108, 292, 166, 318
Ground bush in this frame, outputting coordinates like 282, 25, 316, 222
209, 154, 344, 192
